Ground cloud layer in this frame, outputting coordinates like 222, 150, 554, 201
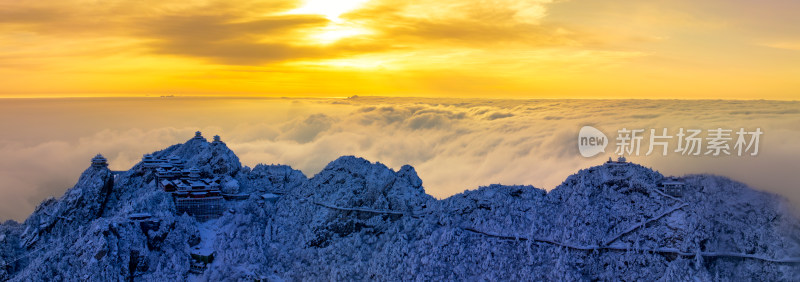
2, 0, 799, 98
1, 97, 798, 221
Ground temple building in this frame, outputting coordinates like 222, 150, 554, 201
138, 133, 237, 220
190, 248, 215, 273
606, 156, 627, 164
155, 167, 224, 220
193, 131, 205, 140
142, 154, 160, 168
660, 177, 686, 197
91, 154, 108, 168
175, 192, 223, 220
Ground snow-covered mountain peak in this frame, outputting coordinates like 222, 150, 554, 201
317, 155, 383, 174
1, 136, 798, 281
297, 156, 434, 213
145, 132, 241, 176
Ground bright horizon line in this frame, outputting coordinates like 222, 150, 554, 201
0, 94, 798, 102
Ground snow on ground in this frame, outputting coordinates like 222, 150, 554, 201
1, 134, 798, 281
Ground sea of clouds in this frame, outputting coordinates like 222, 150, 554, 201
1, 97, 798, 221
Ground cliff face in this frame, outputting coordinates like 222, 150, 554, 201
20, 165, 114, 248
1, 136, 799, 281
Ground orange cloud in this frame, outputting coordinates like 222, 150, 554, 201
0, 0, 798, 99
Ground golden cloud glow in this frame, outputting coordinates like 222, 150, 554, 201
289, 0, 371, 22
0, 0, 798, 99
305, 23, 372, 45
287, 0, 373, 44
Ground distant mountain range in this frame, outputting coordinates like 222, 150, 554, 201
1, 133, 798, 281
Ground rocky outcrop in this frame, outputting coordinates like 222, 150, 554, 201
1, 136, 798, 281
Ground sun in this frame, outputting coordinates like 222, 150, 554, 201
287, 0, 372, 44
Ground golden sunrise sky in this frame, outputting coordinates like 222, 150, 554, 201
1, 0, 799, 99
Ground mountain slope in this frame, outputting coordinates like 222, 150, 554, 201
1, 135, 798, 281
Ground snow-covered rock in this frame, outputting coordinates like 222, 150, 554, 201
1, 136, 798, 281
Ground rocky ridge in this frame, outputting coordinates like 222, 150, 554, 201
0, 134, 798, 281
